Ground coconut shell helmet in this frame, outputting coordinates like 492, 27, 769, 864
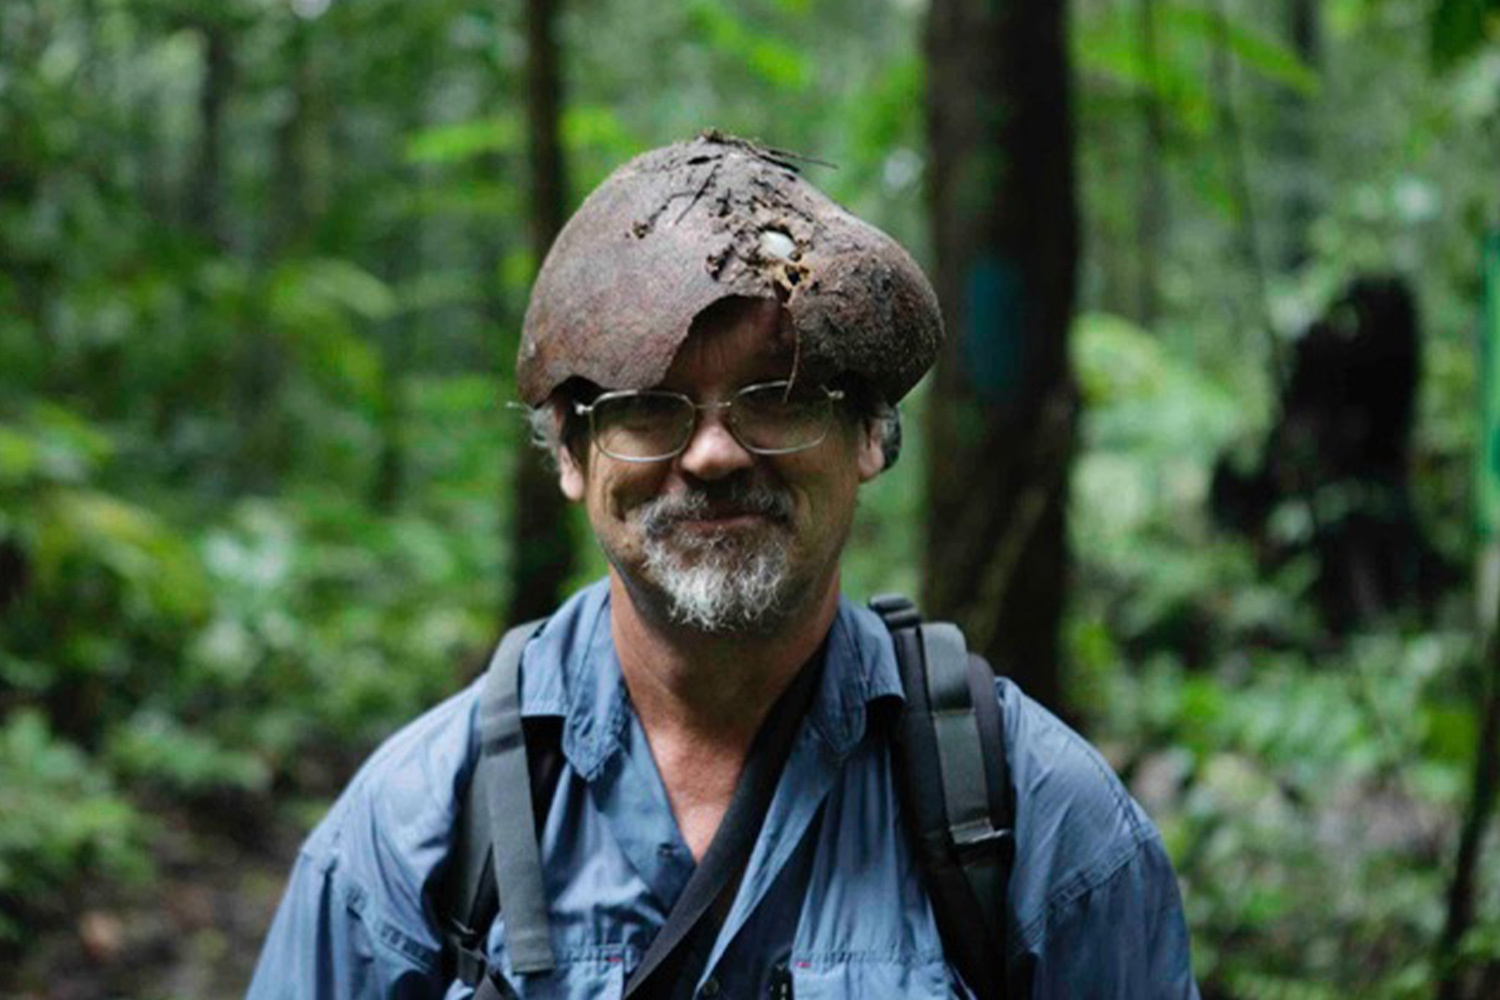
516, 132, 943, 407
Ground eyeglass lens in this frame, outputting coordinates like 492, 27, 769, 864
590, 383, 833, 460
592, 394, 697, 460
730, 383, 831, 452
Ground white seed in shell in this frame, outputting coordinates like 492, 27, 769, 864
759, 229, 797, 261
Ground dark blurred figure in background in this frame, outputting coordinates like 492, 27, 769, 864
1213, 276, 1453, 633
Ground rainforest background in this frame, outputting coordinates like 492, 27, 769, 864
3, 0, 1500, 996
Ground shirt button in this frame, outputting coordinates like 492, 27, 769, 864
699, 977, 721, 998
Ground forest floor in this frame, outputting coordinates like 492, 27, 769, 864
2, 800, 304, 1000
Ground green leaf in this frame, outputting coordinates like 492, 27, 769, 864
1072, 313, 1243, 454
0, 709, 151, 905
390, 180, 520, 221
1431, 0, 1500, 69
269, 259, 392, 403
562, 104, 635, 158
847, 56, 923, 162
404, 116, 522, 164
746, 40, 809, 90
107, 710, 272, 793
1420, 702, 1478, 762
35, 488, 210, 622
0, 425, 42, 488
685, 0, 810, 91
19, 404, 115, 486
1165, 4, 1321, 96
295, 259, 398, 322
1073, 5, 1216, 136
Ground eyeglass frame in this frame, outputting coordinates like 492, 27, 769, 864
570, 379, 848, 463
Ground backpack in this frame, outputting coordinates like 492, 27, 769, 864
436, 595, 1016, 999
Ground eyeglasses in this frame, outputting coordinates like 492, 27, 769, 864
573, 380, 847, 463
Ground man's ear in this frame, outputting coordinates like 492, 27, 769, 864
559, 442, 586, 501
546, 400, 586, 501
856, 417, 885, 483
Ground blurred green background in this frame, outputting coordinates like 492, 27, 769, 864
2, 0, 1500, 996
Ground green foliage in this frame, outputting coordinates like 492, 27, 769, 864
2, 0, 1499, 993
1075, 0, 1320, 148
1, 404, 212, 732
405, 116, 524, 165
1164, 5, 1321, 95
0, 711, 150, 942
1068, 298, 1493, 994
269, 257, 393, 404
1432, 0, 1500, 67
108, 710, 272, 794
1101, 642, 1472, 997
182, 489, 500, 757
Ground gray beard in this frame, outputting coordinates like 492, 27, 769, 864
635, 481, 796, 634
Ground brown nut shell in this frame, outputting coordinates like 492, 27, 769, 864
516, 133, 942, 405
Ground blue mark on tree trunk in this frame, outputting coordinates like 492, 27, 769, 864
962, 255, 1024, 403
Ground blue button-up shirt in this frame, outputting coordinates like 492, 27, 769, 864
248, 581, 1199, 999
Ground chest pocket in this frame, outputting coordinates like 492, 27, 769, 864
787, 957, 961, 999
476, 951, 626, 1000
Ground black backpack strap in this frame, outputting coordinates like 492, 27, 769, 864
870, 594, 1014, 1000
439, 619, 556, 987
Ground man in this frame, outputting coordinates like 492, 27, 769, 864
248, 134, 1199, 999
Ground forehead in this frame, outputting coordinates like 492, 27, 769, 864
658, 297, 796, 389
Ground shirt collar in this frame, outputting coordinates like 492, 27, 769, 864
519, 579, 907, 778
804, 598, 905, 757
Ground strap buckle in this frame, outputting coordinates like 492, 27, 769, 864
952, 826, 1014, 868
869, 593, 922, 630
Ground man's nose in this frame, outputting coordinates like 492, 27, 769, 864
676, 407, 755, 480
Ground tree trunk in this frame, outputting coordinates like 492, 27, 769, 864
1278, 0, 1320, 271
270, 19, 325, 253
924, 0, 1079, 715
371, 48, 436, 513
188, 22, 232, 248
1208, 0, 1284, 386
1436, 614, 1500, 1000
1135, 0, 1166, 326
507, 0, 576, 623
1437, 228, 1500, 1000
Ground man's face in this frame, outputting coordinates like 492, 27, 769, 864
556, 298, 885, 634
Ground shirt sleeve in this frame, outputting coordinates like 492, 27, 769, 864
996, 678, 1200, 1000
246, 684, 485, 999
1024, 832, 1200, 1000
245, 846, 447, 1000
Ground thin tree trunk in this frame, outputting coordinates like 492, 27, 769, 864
1135, 0, 1166, 326
1209, 0, 1285, 387
924, 0, 1079, 715
1437, 228, 1500, 1000
1278, 0, 1319, 271
188, 22, 232, 248
507, 0, 576, 623
239, 16, 321, 491
270, 19, 323, 254
371, 49, 435, 512
1436, 617, 1500, 1000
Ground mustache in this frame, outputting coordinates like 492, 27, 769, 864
638, 479, 795, 539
